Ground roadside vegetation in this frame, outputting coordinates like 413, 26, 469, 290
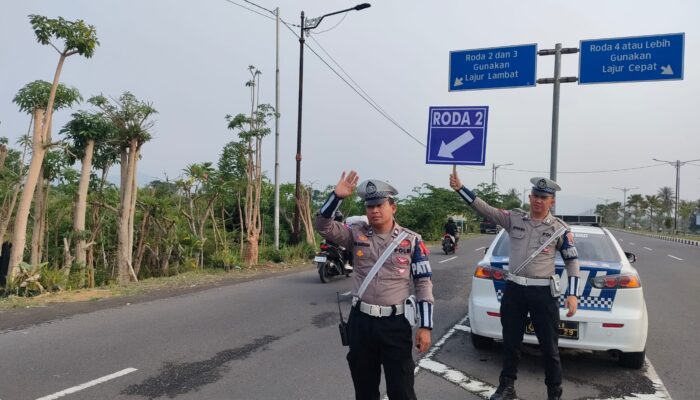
1, 15, 525, 304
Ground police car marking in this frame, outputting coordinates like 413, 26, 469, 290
412, 314, 672, 399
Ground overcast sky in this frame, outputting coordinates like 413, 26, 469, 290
1, 0, 699, 215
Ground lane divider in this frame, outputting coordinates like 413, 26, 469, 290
35, 367, 137, 400
439, 256, 458, 264
668, 255, 683, 261
411, 314, 672, 400
643, 247, 653, 251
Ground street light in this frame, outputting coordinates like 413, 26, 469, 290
291, 3, 371, 244
653, 158, 700, 232
612, 186, 638, 228
491, 162, 513, 186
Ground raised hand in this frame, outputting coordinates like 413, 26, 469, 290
334, 170, 359, 198
449, 165, 462, 191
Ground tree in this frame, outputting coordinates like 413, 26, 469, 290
8, 79, 84, 280
60, 110, 116, 284
657, 186, 675, 221
226, 66, 275, 267
645, 195, 661, 231
6, 15, 97, 282
90, 92, 156, 284
678, 200, 696, 233
627, 194, 645, 227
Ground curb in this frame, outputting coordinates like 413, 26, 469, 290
612, 229, 700, 247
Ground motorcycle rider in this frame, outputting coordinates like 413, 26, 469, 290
444, 217, 459, 249
328, 210, 353, 271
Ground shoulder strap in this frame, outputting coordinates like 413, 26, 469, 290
511, 226, 566, 276
357, 230, 409, 300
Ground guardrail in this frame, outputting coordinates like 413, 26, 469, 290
611, 229, 700, 247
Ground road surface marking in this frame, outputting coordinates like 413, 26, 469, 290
35, 368, 137, 400
439, 256, 458, 264
341, 291, 351, 296
644, 247, 653, 251
414, 315, 672, 399
629, 242, 636, 245
668, 255, 683, 261
475, 247, 486, 252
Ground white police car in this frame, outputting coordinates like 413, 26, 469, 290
468, 223, 648, 369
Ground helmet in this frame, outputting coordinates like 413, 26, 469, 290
334, 210, 344, 222
447, 217, 454, 223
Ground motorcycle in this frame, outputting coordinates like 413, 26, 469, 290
315, 241, 353, 283
442, 233, 456, 255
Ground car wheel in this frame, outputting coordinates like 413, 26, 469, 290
619, 350, 645, 369
471, 333, 494, 349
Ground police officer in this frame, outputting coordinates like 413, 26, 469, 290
314, 170, 434, 400
450, 169, 580, 400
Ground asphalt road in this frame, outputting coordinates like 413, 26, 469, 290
0, 232, 695, 399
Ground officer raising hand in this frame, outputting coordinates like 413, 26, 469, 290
315, 170, 435, 400
450, 167, 580, 400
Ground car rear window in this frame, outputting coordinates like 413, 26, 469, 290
492, 230, 621, 262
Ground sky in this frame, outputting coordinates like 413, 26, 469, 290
1, 0, 699, 215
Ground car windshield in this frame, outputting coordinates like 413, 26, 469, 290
492, 229, 621, 263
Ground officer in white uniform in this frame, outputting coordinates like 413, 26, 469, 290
450, 170, 580, 400
315, 170, 434, 400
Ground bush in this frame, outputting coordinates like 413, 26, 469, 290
279, 243, 316, 263
209, 249, 243, 269
259, 246, 283, 263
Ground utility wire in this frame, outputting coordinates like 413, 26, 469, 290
313, 12, 348, 34
502, 163, 668, 175
307, 34, 420, 146
280, 20, 426, 147
223, 0, 424, 146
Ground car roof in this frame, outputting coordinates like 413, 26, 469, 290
569, 225, 606, 234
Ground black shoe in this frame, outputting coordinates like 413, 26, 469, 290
490, 376, 516, 400
547, 385, 563, 400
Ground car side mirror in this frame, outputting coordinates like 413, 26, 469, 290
625, 252, 636, 263
484, 246, 489, 254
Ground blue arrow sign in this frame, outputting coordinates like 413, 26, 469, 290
579, 33, 684, 84
426, 106, 489, 165
449, 44, 537, 91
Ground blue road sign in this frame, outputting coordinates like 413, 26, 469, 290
426, 106, 489, 165
449, 44, 537, 91
579, 33, 684, 84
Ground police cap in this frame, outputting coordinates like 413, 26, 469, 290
357, 179, 398, 206
530, 177, 561, 197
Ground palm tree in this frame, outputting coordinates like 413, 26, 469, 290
645, 195, 661, 231
627, 194, 645, 227
657, 186, 675, 230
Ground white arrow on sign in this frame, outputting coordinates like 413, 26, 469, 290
438, 130, 475, 158
453, 77, 463, 86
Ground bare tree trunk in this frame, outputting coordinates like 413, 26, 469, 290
128, 148, 139, 268
30, 174, 46, 265
8, 51, 69, 278
300, 187, 316, 246
74, 139, 94, 282
0, 120, 31, 246
238, 191, 244, 257
0, 144, 7, 170
117, 140, 137, 284
133, 210, 149, 276
8, 108, 48, 278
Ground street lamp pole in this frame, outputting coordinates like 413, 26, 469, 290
612, 186, 638, 228
491, 162, 513, 187
291, 3, 371, 244
653, 158, 700, 232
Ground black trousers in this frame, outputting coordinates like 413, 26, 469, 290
347, 307, 416, 400
499, 281, 562, 387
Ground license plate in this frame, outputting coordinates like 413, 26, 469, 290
525, 319, 579, 340
314, 256, 327, 263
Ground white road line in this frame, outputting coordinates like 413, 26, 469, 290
668, 254, 683, 261
644, 247, 653, 251
341, 291, 351, 296
474, 247, 486, 252
629, 242, 636, 245
439, 256, 458, 264
414, 314, 672, 399
35, 368, 137, 400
